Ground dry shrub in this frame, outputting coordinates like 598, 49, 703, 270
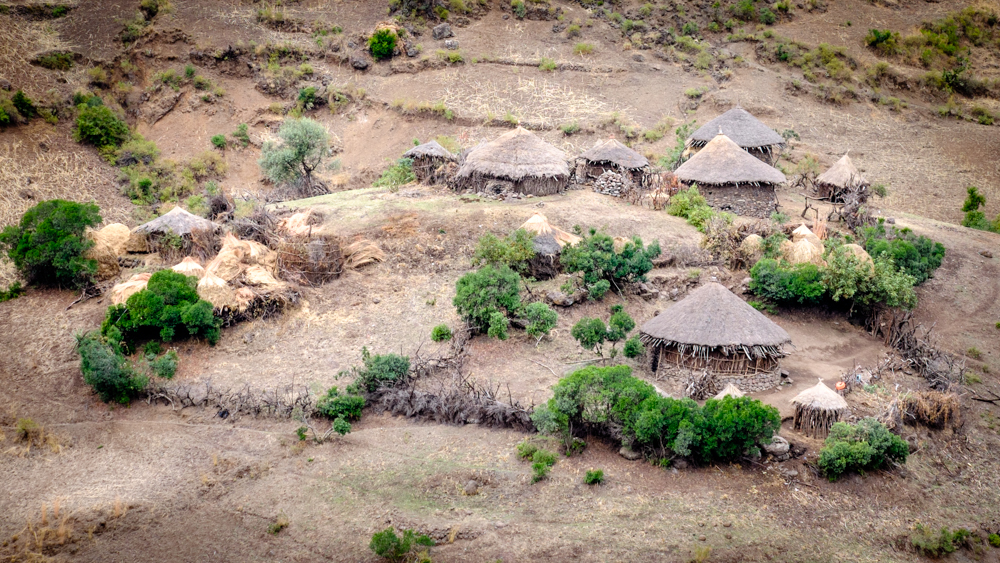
379, 213, 419, 237
903, 391, 961, 429
343, 239, 385, 269
276, 235, 342, 285
702, 218, 776, 269
230, 206, 280, 247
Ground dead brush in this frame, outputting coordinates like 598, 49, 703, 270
276, 235, 342, 286
902, 391, 961, 429
230, 206, 280, 247
701, 217, 775, 269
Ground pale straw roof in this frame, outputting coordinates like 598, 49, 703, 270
455, 127, 569, 182
134, 206, 217, 236
520, 213, 581, 247
675, 133, 786, 186
713, 383, 746, 400
815, 153, 868, 189
791, 380, 848, 411
579, 138, 649, 169
403, 140, 457, 161
689, 107, 785, 149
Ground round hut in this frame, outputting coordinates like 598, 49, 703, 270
687, 107, 785, 163
815, 152, 869, 203
639, 282, 792, 392
403, 140, 458, 184
518, 213, 581, 280
791, 380, 849, 438
674, 133, 786, 218
577, 138, 651, 187
454, 127, 569, 196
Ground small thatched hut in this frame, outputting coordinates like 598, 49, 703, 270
128, 207, 219, 253
518, 213, 580, 280
688, 107, 785, 162
639, 282, 792, 392
576, 138, 651, 186
815, 153, 868, 202
675, 133, 786, 218
454, 127, 569, 196
791, 380, 850, 438
403, 140, 458, 184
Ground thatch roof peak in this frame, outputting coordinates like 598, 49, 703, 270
579, 138, 649, 169
791, 380, 848, 411
714, 383, 746, 400
456, 127, 569, 182
403, 140, 457, 161
640, 282, 791, 351
689, 107, 785, 148
134, 206, 217, 236
675, 134, 786, 186
816, 153, 868, 189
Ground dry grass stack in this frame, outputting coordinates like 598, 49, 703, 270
903, 391, 961, 429
815, 152, 869, 203
791, 380, 850, 438
403, 140, 457, 184
131, 206, 220, 260
687, 107, 785, 163
577, 138, 651, 187
454, 127, 569, 196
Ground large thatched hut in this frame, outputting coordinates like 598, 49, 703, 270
815, 152, 868, 202
577, 138, 651, 186
688, 107, 785, 162
674, 133, 786, 218
639, 282, 792, 392
791, 380, 849, 438
403, 140, 457, 184
454, 127, 569, 196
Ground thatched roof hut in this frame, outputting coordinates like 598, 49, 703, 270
639, 282, 791, 378
577, 138, 651, 187
520, 213, 581, 247
688, 107, 785, 156
403, 140, 458, 184
134, 206, 218, 237
675, 133, 786, 187
455, 127, 569, 196
815, 153, 868, 201
791, 380, 849, 438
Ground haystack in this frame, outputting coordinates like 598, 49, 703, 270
640, 282, 791, 388
133, 206, 218, 237
781, 239, 826, 267
791, 224, 822, 248
519, 213, 581, 247
815, 153, 868, 201
197, 271, 237, 310
739, 234, 764, 262
403, 140, 458, 184
577, 138, 650, 185
791, 380, 849, 438
343, 239, 385, 269
455, 127, 569, 196
243, 265, 282, 289
171, 257, 205, 279
206, 241, 245, 282
688, 107, 785, 159
110, 273, 152, 306
93, 223, 130, 255
713, 383, 746, 400
85, 234, 121, 280
277, 209, 324, 238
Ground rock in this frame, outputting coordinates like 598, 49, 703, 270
432, 23, 454, 40
444, 39, 459, 50
778, 467, 799, 478
618, 446, 642, 461
406, 45, 420, 57
764, 436, 790, 457
502, 14, 509, 20
672, 458, 689, 469
350, 51, 370, 70
547, 290, 574, 307
632, 54, 645, 62
142, 89, 182, 125
0, 78, 11, 91
723, 522, 732, 528
464, 480, 479, 495
529, 234, 561, 281
885, 217, 895, 224
980, 250, 993, 259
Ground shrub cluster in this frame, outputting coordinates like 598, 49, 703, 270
369, 528, 434, 562
341, 347, 410, 392
372, 158, 415, 190
76, 332, 149, 404
666, 186, 732, 233
960, 186, 1000, 233
531, 365, 780, 464
584, 468, 604, 485
368, 28, 398, 60
471, 229, 535, 275
571, 304, 643, 359
817, 418, 908, 480
910, 525, 975, 558
430, 324, 452, 342
857, 221, 945, 284
316, 384, 365, 435
560, 229, 661, 299
452, 265, 557, 341
0, 199, 101, 288
74, 98, 131, 149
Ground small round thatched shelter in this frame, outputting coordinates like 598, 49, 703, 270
791, 380, 849, 438
576, 138, 651, 186
815, 153, 868, 202
639, 282, 792, 392
688, 107, 785, 162
455, 127, 569, 196
403, 140, 457, 184
674, 133, 786, 218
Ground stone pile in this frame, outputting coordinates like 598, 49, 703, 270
592, 170, 629, 197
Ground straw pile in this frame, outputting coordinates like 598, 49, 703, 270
902, 390, 960, 429
277, 209, 324, 238
713, 383, 745, 400
791, 224, 823, 247
739, 234, 764, 262
343, 239, 385, 270
781, 238, 826, 267
519, 213, 581, 247
674, 133, 786, 187
791, 380, 849, 438
171, 257, 205, 279
110, 273, 152, 306
197, 271, 237, 310
454, 127, 569, 196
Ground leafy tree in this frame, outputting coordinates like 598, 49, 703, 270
344, 347, 411, 392
695, 396, 781, 463
571, 317, 607, 354
453, 265, 522, 335
818, 418, 908, 480
560, 230, 661, 297
74, 104, 131, 149
623, 336, 644, 358
471, 228, 536, 275
571, 305, 638, 357
76, 331, 149, 403
258, 118, 329, 191
0, 199, 101, 288
369, 528, 434, 562
858, 221, 945, 284
316, 385, 365, 420
149, 350, 178, 379
368, 28, 398, 61
523, 301, 557, 341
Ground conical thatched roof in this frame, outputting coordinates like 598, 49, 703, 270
816, 153, 868, 189
791, 380, 848, 411
675, 134, 786, 186
134, 206, 217, 236
520, 213, 581, 247
639, 282, 791, 357
689, 107, 785, 149
403, 140, 457, 161
455, 127, 569, 182
579, 138, 649, 169
713, 383, 746, 400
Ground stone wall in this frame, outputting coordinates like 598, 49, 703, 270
697, 185, 778, 219
715, 370, 781, 393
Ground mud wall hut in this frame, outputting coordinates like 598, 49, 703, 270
454, 127, 569, 196
687, 107, 785, 163
576, 138, 651, 187
403, 140, 457, 184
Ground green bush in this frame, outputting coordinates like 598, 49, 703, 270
232, 123, 250, 147
571, 305, 637, 357
523, 301, 557, 340
316, 385, 365, 420
911, 524, 974, 558
960, 186, 1000, 233
0, 199, 101, 288
858, 221, 945, 284
817, 418, 908, 480
101, 270, 221, 349
988, 533, 1000, 548
571, 317, 607, 354
516, 440, 538, 459
12, 90, 37, 118
666, 186, 730, 233
453, 265, 521, 335
0, 281, 25, 303
584, 469, 604, 485
530, 449, 556, 483
368, 28, 398, 60
560, 230, 660, 296
372, 158, 415, 189
74, 104, 130, 149
749, 259, 825, 306
369, 528, 434, 562
471, 228, 536, 274
344, 347, 410, 392
211, 134, 227, 149
430, 324, 453, 342
623, 335, 644, 358
149, 350, 178, 379
76, 331, 149, 404
865, 29, 900, 55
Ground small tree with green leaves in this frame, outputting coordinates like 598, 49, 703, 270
571, 305, 639, 358
258, 118, 329, 192
453, 265, 522, 336
368, 28, 398, 61
960, 186, 1000, 233
76, 331, 149, 404
560, 229, 660, 298
472, 228, 536, 275
431, 324, 452, 342
523, 301, 558, 343
0, 199, 101, 288
369, 528, 434, 562
74, 104, 131, 149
